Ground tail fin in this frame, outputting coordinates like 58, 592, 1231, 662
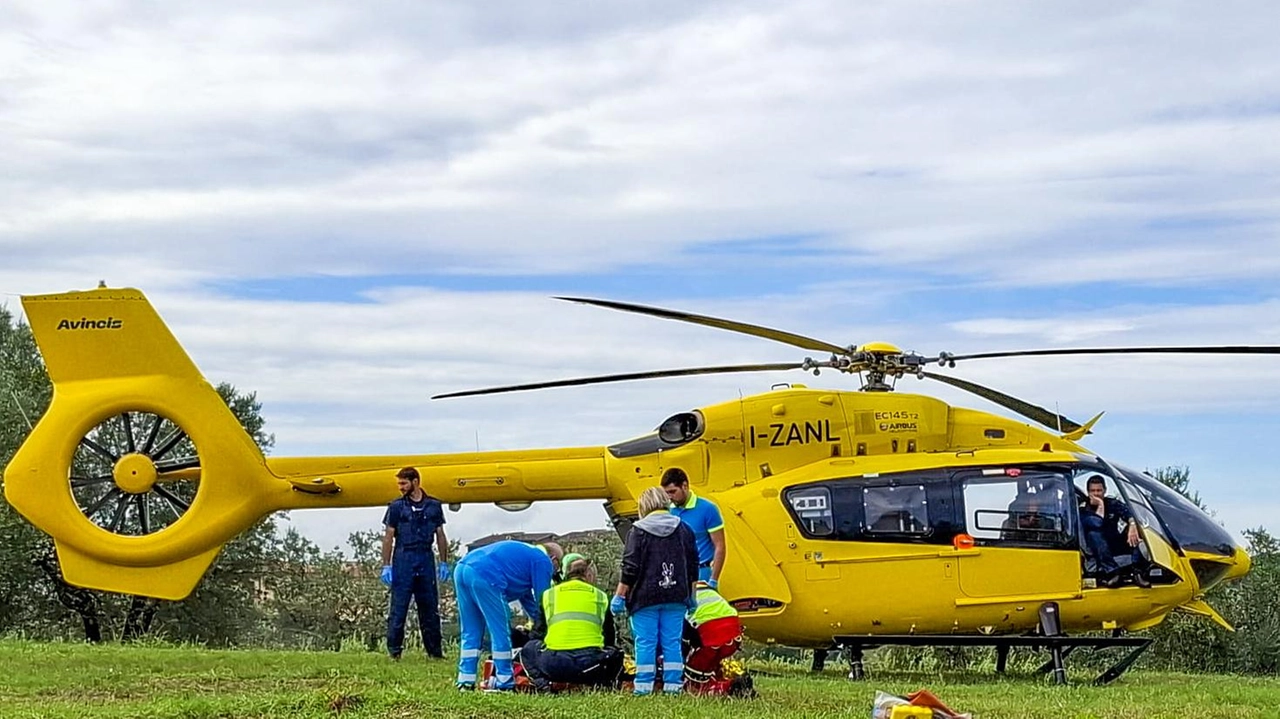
5, 288, 269, 599
21, 287, 204, 383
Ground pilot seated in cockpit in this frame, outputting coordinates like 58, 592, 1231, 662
1080, 475, 1151, 588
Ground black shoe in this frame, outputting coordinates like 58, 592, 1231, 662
389, 653, 402, 661
1101, 575, 1122, 589
1133, 572, 1152, 588
427, 652, 445, 660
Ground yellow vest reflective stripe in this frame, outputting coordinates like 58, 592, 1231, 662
690, 587, 737, 627
543, 580, 606, 651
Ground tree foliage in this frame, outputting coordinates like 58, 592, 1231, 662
1142, 467, 1279, 674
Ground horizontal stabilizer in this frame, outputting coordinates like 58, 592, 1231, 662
1061, 411, 1104, 441
1177, 598, 1234, 632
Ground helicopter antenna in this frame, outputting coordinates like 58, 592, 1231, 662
475, 429, 481, 452
1055, 402, 1062, 433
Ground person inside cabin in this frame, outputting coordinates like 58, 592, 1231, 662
1000, 488, 1062, 545
1079, 475, 1151, 588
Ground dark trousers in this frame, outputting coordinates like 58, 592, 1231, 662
521, 639, 623, 688
1082, 514, 1144, 577
387, 570, 441, 657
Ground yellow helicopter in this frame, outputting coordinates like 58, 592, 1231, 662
3, 287, 1272, 682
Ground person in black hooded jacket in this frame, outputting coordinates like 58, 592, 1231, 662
611, 486, 698, 695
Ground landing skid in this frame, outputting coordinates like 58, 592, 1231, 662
828, 633, 1152, 686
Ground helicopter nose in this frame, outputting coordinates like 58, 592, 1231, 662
1221, 545, 1252, 583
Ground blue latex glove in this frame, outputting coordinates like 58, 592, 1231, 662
707, 578, 719, 590
380, 565, 393, 586
437, 561, 452, 583
609, 594, 627, 616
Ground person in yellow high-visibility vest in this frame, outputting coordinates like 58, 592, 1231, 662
520, 553, 623, 690
684, 580, 742, 681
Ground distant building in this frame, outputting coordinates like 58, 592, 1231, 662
465, 528, 616, 553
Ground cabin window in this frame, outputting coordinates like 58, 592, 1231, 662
961, 472, 1074, 548
785, 486, 834, 537
863, 485, 929, 535
782, 470, 957, 543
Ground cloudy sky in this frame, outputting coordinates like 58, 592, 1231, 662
3, 1, 1279, 552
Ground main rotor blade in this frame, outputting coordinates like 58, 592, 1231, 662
433, 362, 808, 399
940, 345, 1280, 363
555, 297, 850, 355
921, 370, 1082, 434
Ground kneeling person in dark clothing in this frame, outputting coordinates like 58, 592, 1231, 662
521, 553, 623, 690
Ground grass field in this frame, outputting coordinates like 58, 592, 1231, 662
1, 639, 1278, 719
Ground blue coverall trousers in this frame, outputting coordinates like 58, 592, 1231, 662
454, 563, 515, 689
386, 556, 441, 657
630, 603, 686, 694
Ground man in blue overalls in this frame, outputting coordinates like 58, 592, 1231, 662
381, 466, 451, 659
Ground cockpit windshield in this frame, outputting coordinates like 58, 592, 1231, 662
1113, 464, 1236, 557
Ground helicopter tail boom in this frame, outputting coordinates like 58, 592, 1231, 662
265, 447, 614, 506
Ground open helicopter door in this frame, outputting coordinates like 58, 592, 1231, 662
1077, 467, 1183, 587
954, 468, 1082, 602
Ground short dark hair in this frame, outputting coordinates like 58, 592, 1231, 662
1086, 475, 1106, 489
396, 467, 420, 482
660, 467, 689, 487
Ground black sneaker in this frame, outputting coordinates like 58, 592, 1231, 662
1133, 572, 1152, 588
456, 682, 475, 692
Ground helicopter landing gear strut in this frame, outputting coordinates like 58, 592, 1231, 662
846, 646, 866, 680
810, 646, 867, 678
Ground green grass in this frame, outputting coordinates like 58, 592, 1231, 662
1, 639, 1277, 718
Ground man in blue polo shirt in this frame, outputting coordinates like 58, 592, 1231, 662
661, 467, 726, 587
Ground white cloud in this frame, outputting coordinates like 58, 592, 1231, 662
5, 1, 1280, 282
